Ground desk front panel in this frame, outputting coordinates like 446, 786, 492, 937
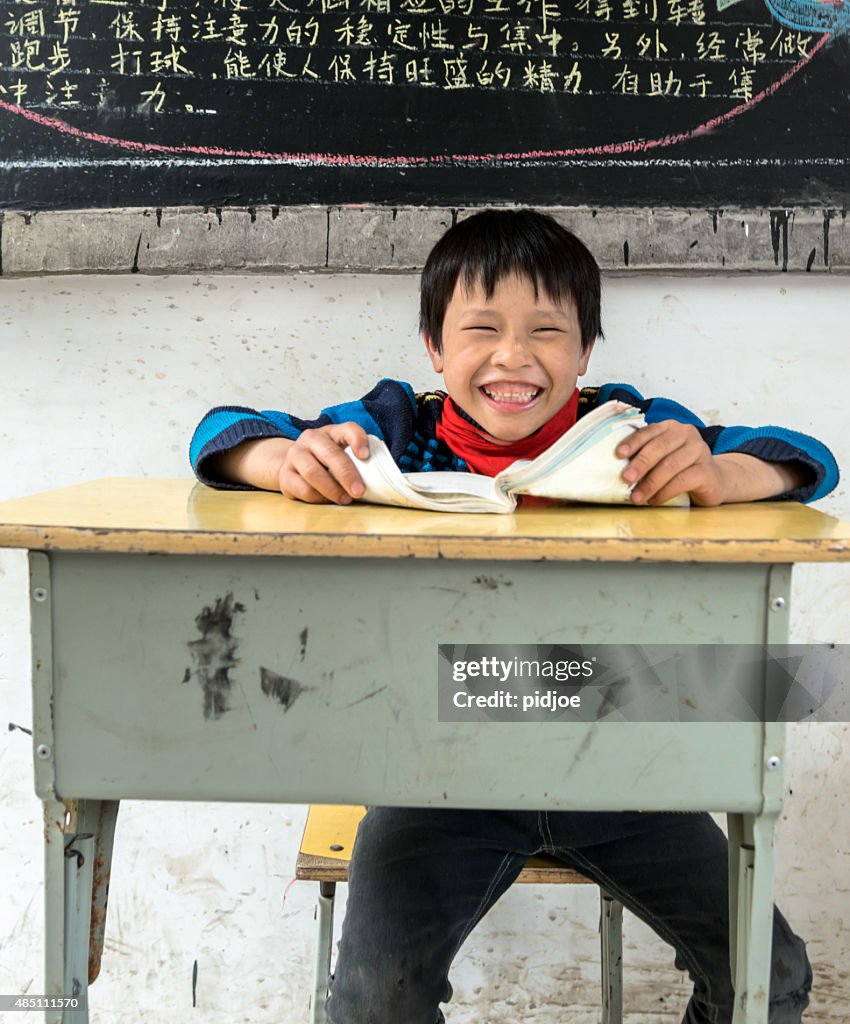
35, 552, 783, 812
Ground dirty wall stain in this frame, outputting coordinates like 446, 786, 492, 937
185, 593, 244, 719
259, 667, 312, 711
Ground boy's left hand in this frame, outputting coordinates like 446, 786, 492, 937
617, 421, 725, 506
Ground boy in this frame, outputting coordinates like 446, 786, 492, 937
191, 211, 835, 1023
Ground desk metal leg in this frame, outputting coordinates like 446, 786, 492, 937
726, 567, 791, 1024
311, 882, 336, 1024
43, 798, 119, 1024
728, 810, 779, 1024
44, 799, 69, 1024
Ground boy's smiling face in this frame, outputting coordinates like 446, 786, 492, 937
425, 273, 594, 443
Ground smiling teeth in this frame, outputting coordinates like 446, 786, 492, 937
483, 388, 539, 402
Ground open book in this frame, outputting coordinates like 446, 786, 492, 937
344, 400, 689, 514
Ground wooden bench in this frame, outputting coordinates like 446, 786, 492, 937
296, 805, 624, 1024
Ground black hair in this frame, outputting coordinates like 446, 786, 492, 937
419, 209, 603, 354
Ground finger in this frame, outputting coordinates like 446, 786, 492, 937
653, 467, 726, 507
618, 420, 700, 461
301, 434, 367, 498
623, 431, 690, 488
286, 450, 358, 504
278, 470, 334, 505
328, 422, 371, 461
642, 467, 713, 507
615, 422, 669, 460
629, 447, 703, 504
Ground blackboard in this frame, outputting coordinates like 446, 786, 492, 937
1, 0, 848, 209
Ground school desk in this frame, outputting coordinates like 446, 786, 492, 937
1, 478, 849, 1024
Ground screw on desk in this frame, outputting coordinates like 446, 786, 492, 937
65, 847, 83, 867
766, 756, 782, 771
36, 744, 51, 760
64, 833, 93, 869
33, 587, 48, 603
770, 597, 786, 611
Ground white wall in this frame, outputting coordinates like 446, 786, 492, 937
1, 272, 848, 1023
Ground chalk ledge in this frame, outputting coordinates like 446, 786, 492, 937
1, 206, 847, 275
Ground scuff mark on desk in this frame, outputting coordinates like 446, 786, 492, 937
186, 593, 244, 720
298, 626, 309, 662
341, 685, 387, 709
260, 667, 312, 711
472, 575, 513, 590
569, 728, 596, 768
632, 741, 676, 785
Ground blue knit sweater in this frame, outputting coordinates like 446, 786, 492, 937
190, 379, 838, 504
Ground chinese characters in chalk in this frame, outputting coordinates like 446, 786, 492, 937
0, 0, 816, 115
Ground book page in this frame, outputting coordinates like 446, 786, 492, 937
345, 403, 688, 512
345, 438, 513, 513
403, 471, 503, 502
496, 403, 639, 500
498, 402, 689, 507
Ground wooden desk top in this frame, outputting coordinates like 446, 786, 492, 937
0, 478, 849, 562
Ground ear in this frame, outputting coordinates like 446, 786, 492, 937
424, 333, 444, 373
577, 338, 596, 377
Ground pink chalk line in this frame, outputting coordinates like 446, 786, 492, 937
0, 34, 829, 166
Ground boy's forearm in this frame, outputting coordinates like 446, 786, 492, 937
207, 437, 293, 491
714, 453, 806, 503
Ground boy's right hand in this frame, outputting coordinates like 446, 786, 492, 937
278, 423, 371, 505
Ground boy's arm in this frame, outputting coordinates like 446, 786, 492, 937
189, 379, 421, 501
209, 429, 370, 504
591, 383, 839, 506
205, 437, 294, 491
616, 421, 811, 506
711, 452, 806, 503
190, 404, 304, 490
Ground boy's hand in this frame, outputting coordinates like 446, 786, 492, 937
279, 423, 371, 505
616, 421, 725, 506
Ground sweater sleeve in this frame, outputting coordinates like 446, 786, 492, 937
593, 382, 839, 504
189, 379, 419, 489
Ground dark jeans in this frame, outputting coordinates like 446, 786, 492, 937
325, 808, 811, 1024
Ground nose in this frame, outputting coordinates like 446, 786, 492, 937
492, 329, 533, 368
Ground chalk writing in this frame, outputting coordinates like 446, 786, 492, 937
0, 1, 824, 116
0, 0, 844, 210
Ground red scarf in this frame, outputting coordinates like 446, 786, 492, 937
436, 389, 580, 476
